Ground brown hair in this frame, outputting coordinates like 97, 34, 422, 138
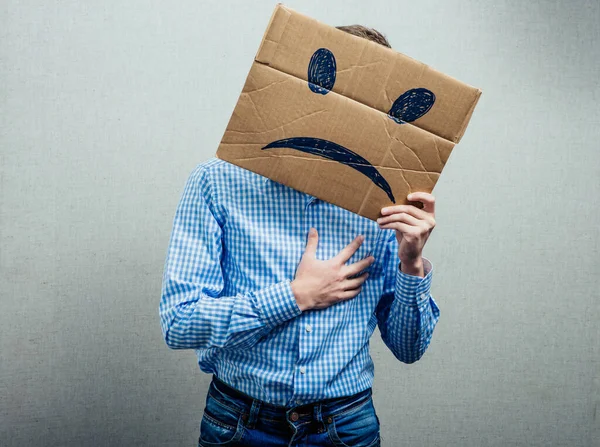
336, 25, 391, 48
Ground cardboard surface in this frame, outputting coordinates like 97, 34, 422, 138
216, 4, 481, 221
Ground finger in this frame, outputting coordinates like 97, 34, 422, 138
344, 272, 369, 290
339, 287, 363, 300
334, 235, 364, 264
378, 212, 421, 227
343, 256, 375, 277
379, 221, 414, 234
303, 228, 319, 258
407, 192, 435, 214
380, 204, 430, 220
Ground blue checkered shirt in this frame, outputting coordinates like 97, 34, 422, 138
160, 158, 440, 407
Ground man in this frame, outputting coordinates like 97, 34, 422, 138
160, 25, 440, 447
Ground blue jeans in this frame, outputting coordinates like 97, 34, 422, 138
198, 375, 381, 447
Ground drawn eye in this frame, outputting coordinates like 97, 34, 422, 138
388, 88, 436, 124
308, 48, 337, 95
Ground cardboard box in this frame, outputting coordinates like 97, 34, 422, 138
216, 4, 481, 221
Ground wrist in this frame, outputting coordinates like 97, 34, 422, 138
399, 257, 424, 277
290, 280, 311, 311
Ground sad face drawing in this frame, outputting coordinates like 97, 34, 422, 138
261, 48, 437, 204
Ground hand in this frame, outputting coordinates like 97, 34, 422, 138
291, 228, 375, 311
377, 192, 436, 277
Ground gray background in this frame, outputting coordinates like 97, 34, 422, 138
1, 0, 598, 446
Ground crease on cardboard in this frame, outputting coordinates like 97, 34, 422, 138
255, 5, 291, 65
244, 91, 269, 132
357, 181, 377, 216
244, 78, 289, 95
381, 58, 398, 105
380, 133, 412, 196
344, 40, 369, 97
256, 4, 481, 145
253, 58, 463, 146
246, 61, 453, 163
335, 59, 387, 75
382, 145, 413, 190
387, 146, 438, 184
222, 152, 442, 176
381, 113, 440, 183
431, 135, 444, 170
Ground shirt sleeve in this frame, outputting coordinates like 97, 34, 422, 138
374, 231, 440, 363
159, 165, 302, 350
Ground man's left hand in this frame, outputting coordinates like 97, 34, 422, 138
377, 192, 436, 278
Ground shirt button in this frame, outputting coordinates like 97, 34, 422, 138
300, 367, 306, 374
305, 324, 312, 333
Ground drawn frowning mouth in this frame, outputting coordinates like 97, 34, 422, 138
262, 48, 436, 205
262, 137, 396, 203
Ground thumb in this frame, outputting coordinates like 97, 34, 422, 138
303, 228, 319, 258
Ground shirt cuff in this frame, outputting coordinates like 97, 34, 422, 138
395, 258, 433, 307
253, 280, 302, 329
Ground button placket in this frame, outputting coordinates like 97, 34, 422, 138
298, 197, 313, 380
293, 195, 316, 407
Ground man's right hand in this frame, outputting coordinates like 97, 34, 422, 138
291, 228, 375, 311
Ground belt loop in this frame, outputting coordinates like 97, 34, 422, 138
246, 399, 261, 429
314, 402, 326, 434
313, 402, 323, 424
